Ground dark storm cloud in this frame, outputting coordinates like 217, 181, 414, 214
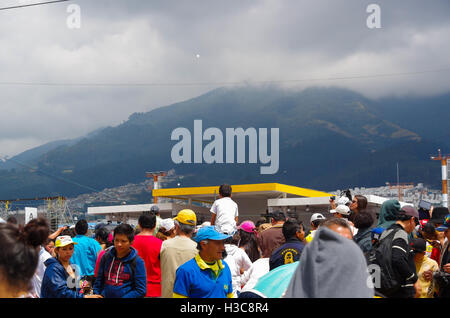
0, 0, 449, 156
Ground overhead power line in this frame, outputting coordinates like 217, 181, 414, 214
0, 67, 449, 87
0, 156, 122, 200
0, 0, 70, 11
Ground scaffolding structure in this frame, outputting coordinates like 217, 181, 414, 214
46, 197, 73, 232
0, 201, 11, 221
0, 196, 72, 231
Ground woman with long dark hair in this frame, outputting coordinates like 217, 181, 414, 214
350, 195, 368, 214
0, 221, 47, 298
238, 221, 261, 262
349, 195, 368, 223
27, 218, 52, 298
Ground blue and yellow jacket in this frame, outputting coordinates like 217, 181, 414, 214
173, 253, 234, 298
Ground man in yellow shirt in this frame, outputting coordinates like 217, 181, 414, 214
412, 238, 439, 298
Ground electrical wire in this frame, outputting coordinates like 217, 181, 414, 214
1, 156, 121, 200
0, 0, 70, 11
0, 67, 449, 87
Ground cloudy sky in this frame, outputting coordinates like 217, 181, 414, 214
1, 0, 449, 157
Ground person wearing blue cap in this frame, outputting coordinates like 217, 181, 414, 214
172, 226, 234, 298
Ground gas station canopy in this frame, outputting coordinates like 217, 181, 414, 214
152, 183, 334, 220
87, 182, 405, 227
153, 183, 332, 203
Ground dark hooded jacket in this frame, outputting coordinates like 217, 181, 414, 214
93, 246, 146, 298
41, 258, 83, 298
377, 199, 401, 229
353, 227, 373, 254
284, 227, 374, 298
269, 238, 305, 270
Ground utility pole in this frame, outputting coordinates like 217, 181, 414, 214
431, 149, 449, 208
146, 171, 167, 203
386, 162, 414, 201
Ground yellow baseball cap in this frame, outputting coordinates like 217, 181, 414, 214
55, 235, 77, 248
173, 209, 197, 226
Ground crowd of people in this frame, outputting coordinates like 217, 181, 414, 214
0, 183, 449, 299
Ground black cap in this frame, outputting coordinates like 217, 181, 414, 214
411, 238, 427, 253
267, 210, 286, 222
430, 207, 449, 224
423, 222, 436, 235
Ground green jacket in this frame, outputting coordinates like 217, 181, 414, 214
377, 199, 401, 229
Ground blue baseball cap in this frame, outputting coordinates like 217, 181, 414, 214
371, 227, 385, 241
194, 226, 231, 243
436, 214, 450, 231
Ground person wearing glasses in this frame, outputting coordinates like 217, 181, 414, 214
349, 195, 368, 223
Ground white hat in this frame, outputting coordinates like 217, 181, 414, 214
160, 218, 175, 231
310, 213, 325, 223
331, 205, 351, 215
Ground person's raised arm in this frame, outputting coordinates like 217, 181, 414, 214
48, 226, 68, 240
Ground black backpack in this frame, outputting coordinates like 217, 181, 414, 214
366, 228, 402, 297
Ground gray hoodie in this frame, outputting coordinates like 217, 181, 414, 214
284, 227, 374, 298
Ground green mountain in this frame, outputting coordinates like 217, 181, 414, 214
0, 86, 447, 199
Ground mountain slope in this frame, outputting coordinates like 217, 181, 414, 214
0, 86, 445, 199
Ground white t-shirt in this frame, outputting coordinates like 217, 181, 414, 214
210, 197, 238, 234
224, 245, 252, 296
30, 247, 53, 298
226, 245, 252, 274
240, 258, 270, 292
224, 253, 239, 297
